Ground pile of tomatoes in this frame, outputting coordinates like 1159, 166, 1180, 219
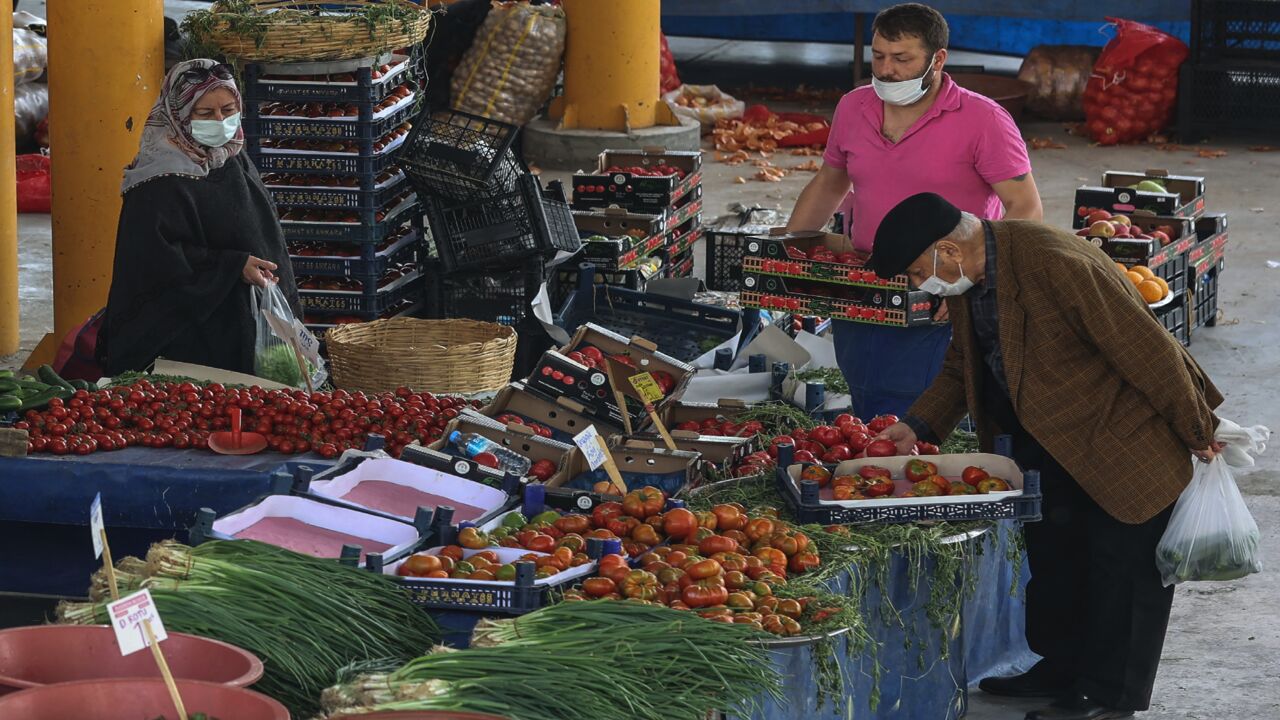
13, 379, 482, 459
720, 413, 940, 480
560, 496, 839, 636
602, 164, 688, 179
396, 544, 591, 583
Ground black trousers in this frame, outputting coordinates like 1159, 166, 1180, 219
982, 367, 1175, 711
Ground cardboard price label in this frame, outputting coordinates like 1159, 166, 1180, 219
90, 493, 105, 559
107, 590, 168, 656
629, 373, 665, 404
573, 425, 609, 471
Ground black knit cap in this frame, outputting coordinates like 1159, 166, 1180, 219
868, 192, 963, 279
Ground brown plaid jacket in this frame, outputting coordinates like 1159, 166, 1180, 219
909, 220, 1223, 524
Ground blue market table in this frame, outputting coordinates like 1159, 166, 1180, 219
0, 448, 328, 597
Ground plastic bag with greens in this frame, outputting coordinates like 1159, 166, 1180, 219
252, 281, 326, 389
1155, 456, 1262, 586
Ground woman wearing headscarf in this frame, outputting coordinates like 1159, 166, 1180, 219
101, 59, 300, 376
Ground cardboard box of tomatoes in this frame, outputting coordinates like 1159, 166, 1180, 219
524, 324, 694, 431
427, 409, 573, 485
741, 229, 911, 291
741, 273, 939, 328
571, 148, 702, 212
477, 383, 602, 446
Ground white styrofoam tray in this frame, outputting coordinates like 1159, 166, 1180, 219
213, 494, 420, 559
786, 452, 1024, 508
309, 456, 510, 523
384, 546, 596, 588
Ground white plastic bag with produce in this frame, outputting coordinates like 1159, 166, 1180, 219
662, 84, 746, 130
252, 281, 327, 390
1155, 420, 1269, 586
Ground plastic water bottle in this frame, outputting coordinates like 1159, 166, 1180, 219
448, 431, 531, 477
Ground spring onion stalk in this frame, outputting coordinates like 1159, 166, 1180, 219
325, 601, 785, 720
59, 540, 439, 718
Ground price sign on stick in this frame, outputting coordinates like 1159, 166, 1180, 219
629, 373, 678, 451
90, 493, 105, 559
573, 426, 627, 495
601, 359, 634, 435
107, 590, 169, 656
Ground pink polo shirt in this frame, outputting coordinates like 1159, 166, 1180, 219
824, 74, 1031, 251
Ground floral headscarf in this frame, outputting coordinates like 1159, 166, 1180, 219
121, 59, 245, 194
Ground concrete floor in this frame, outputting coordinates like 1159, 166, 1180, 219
5, 14, 1279, 718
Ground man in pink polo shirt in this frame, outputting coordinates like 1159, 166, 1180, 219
787, 3, 1042, 422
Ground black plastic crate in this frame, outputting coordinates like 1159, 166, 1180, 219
1193, 0, 1280, 62
553, 260, 660, 303
1179, 61, 1280, 140
1160, 295, 1192, 346
244, 96, 417, 143
1192, 266, 1221, 329
400, 108, 525, 201
289, 224, 419, 279
299, 269, 422, 314
280, 196, 418, 243
267, 171, 409, 211
424, 259, 545, 326
1152, 251, 1190, 299
554, 277, 756, 364
243, 56, 415, 104
705, 230, 746, 291
425, 175, 582, 272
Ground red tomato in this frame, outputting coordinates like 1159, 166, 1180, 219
472, 451, 500, 469
810, 425, 842, 449
865, 439, 897, 457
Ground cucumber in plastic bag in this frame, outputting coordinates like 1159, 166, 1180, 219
1155, 456, 1263, 586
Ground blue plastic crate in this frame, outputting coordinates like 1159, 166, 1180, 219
299, 269, 422, 314
289, 224, 419, 279
554, 271, 761, 364
244, 94, 417, 142
280, 196, 418, 243
267, 171, 410, 211
243, 56, 416, 105
247, 130, 408, 177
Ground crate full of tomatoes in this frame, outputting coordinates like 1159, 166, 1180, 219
571, 149, 702, 213
742, 230, 910, 291
775, 443, 1042, 525
426, 409, 571, 484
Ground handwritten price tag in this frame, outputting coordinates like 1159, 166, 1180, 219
107, 590, 168, 656
573, 426, 609, 471
629, 373, 665, 404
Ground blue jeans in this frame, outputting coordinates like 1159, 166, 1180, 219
831, 320, 953, 420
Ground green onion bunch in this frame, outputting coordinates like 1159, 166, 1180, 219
59, 540, 439, 718
325, 600, 784, 720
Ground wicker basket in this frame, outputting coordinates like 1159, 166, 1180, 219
188, 0, 432, 63
326, 317, 517, 395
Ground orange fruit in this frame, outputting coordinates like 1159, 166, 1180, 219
1125, 270, 1146, 286
1132, 265, 1156, 281
1115, 261, 1130, 274
1153, 277, 1170, 296
1138, 280, 1165, 303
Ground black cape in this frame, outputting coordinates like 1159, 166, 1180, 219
102, 153, 301, 376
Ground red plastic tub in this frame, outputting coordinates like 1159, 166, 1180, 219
0, 625, 264, 695
0, 678, 289, 719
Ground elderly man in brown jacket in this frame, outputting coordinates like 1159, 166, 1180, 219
867, 193, 1224, 720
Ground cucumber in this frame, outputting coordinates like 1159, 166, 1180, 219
18, 386, 71, 411
37, 365, 76, 393
14, 379, 50, 392
70, 379, 92, 392
0, 395, 21, 412
18, 387, 42, 398
0, 369, 13, 379
0, 380, 18, 394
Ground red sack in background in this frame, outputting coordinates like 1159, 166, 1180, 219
660, 32, 681, 94
739, 105, 832, 147
1083, 18, 1188, 145
16, 154, 50, 213
52, 309, 106, 383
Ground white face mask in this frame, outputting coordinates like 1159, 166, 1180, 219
190, 113, 241, 148
872, 56, 937, 106
918, 248, 974, 297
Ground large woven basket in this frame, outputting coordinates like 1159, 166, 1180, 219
326, 317, 517, 395
187, 0, 432, 63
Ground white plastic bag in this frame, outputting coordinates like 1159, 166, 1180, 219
1155, 456, 1262, 586
662, 84, 746, 129
252, 282, 327, 389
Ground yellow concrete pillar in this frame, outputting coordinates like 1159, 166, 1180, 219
0, 10, 17, 355
551, 0, 676, 132
28, 0, 164, 365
